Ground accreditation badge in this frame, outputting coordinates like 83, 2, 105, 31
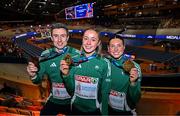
52, 82, 71, 99
109, 90, 125, 110
74, 75, 98, 99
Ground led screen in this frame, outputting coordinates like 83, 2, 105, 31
65, 3, 94, 19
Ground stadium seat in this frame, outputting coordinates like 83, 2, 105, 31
18, 109, 31, 115
7, 108, 18, 114
0, 106, 8, 112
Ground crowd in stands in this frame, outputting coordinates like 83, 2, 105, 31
0, 36, 11, 42
0, 42, 23, 58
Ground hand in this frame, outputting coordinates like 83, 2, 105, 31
27, 62, 38, 77
129, 68, 139, 85
60, 60, 70, 76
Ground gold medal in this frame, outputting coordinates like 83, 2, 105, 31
123, 59, 135, 72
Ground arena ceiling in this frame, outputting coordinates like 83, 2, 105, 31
0, 0, 85, 16
0, 0, 179, 21
0, 0, 146, 19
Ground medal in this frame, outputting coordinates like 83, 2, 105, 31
29, 56, 39, 68
64, 54, 73, 66
28, 56, 40, 72
123, 59, 135, 72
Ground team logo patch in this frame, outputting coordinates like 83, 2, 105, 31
91, 78, 98, 84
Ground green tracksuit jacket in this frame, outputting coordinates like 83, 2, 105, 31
31, 46, 79, 105
104, 55, 142, 115
62, 52, 111, 114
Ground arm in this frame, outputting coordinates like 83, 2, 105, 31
27, 49, 51, 84
128, 62, 142, 105
31, 61, 46, 84
60, 60, 75, 96
60, 48, 79, 96
101, 58, 111, 115
27, 61, 46, 84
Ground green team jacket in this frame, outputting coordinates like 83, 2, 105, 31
31, 46, 79, 105
103, 55, 142, 115
62, 52, 111, 114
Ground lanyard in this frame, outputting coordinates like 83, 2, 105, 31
52, 46, 68, 56
72, 53, 97, 66
111, 54, 129, 69
40, 46, 68, 62
112, 60, 122, 68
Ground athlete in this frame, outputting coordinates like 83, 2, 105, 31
105, 36, 142, 115
60, 28, 111, 115
27, 23, 79, 115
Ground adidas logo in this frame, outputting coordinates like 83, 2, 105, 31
77, 64, 82, 68
50, 62, 57, 67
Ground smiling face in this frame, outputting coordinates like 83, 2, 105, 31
51, 28, 69, 52
82, 29, 100, 57
108, 38, 125, 59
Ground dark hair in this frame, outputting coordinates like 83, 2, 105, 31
108, 35, 125, 46
50, 23, 69, 36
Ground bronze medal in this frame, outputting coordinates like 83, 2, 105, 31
123, 59, 135, 72
64, 54, 72, 66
